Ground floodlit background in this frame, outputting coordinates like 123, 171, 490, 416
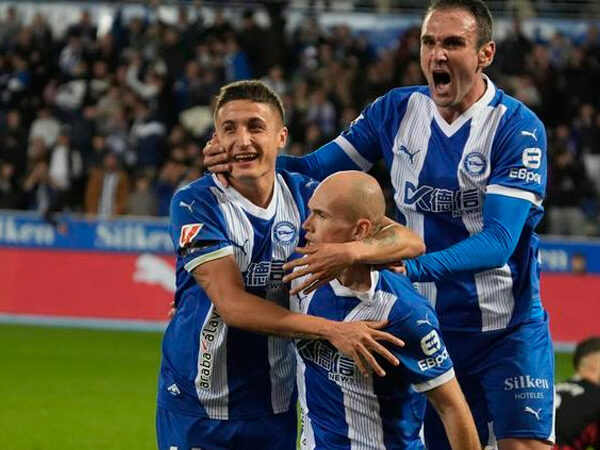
0, 1, 599, 448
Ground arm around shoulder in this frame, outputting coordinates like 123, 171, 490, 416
354, 216, 425, 264
192, 255, 405, 376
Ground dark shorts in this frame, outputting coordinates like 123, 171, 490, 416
425, 314, 555, 448
156, 407, 297, 450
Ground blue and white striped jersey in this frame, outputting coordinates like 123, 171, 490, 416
332, 77, 547, 332
291, 270, 455, 450
158, 171, 318, 420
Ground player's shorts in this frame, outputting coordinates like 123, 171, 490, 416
424, 312, 555, 449
156, 407, 297, 450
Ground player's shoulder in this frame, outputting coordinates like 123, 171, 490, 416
377, 270, 435, 321
277, 169, 320, 198
170, 174, 222, 212
492, 85, 545, 134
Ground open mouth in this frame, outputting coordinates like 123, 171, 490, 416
432, 70, 451, 91
232, 153, 259, 163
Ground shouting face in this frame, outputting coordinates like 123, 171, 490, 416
420, 7, 495, 119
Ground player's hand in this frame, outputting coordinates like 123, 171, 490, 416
326, 320, 404, 377
282, 243, 355, 295
203, 133, 230, 187
168, 301, 176, 320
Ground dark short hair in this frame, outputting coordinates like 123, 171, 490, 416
573, 337, 600, 369
426, 0, 493, 48
214, 80, 285, 124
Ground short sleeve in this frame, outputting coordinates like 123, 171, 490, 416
386, 303, 454, 393
169, 187, 233, 273
487, 111, 547, 206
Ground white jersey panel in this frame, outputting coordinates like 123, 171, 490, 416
456, 102, 515, 331
195, 305, 230, 419
390, 92, 438, 307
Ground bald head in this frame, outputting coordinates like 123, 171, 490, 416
316, 171, 386, 226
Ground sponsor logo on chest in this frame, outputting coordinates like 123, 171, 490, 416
403, 182, 482, 217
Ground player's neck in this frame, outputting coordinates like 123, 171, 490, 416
338, 264, 371, 292
228, 172, 275, 208
437, 74, 487, 124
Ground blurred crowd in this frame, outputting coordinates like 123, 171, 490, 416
0, 4, 599, 235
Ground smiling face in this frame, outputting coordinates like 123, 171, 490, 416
420, 7, 495, 117
215, 99, 287, 184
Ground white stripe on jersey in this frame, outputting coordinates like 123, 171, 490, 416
335, 135, 373, 171
211, 175, 300, 415
413, 367, 455, 393
343, 376, 385, 450
195, 304, 229, 419
297, 355, 317, 450
268, 336, 296, 414
294, 288, 318, 450
456, 101, 515, 331
390, 93, 437, 308
210, 186, 254, 271
269, 174, 301, 413
486, 184, 543, 207
184, 246, 234, 272
548, 386, 556, 444
342, 285, 394, 450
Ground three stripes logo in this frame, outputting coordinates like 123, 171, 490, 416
179, 223, 204, 248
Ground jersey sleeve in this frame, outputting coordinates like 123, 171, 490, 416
386, 300, 454, 393
487, 110, 547, 206
169, 187, 233, 273
335, 94, 388, 171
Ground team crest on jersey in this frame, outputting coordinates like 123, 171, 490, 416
463, 152, 487, 175
272, 221, 298, 246
179, 223, 203, 248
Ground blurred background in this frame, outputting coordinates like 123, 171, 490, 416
0, 0, 598, 448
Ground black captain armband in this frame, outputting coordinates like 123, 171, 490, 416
179, 241, 220, 257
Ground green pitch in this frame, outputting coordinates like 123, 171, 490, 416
0, 324, 575, 450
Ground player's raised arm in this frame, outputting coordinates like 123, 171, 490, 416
193, 254, 404, 377
425, 378, 481, 450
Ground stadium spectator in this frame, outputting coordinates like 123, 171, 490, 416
0, 109, 27, 177
0, 161, 23, 209
28, 105, 60, 157
0, 1, 598, 237
0, 6, 21, 51
47, 125, 83, 213
158, 80, 422, 450
22, 159, 53, 213
546, 145, 596, 235
84, 152, 130, 217
290, 171, 480, 449
554, 337, 600, 450
126, 171, 157, 217
155, 156, 186, 217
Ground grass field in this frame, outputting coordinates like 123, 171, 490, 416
0, 324, 575, 450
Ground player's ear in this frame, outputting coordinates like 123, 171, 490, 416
278, 126, 288, 150
354, 219, 372, 241
478, 41, 495, 70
